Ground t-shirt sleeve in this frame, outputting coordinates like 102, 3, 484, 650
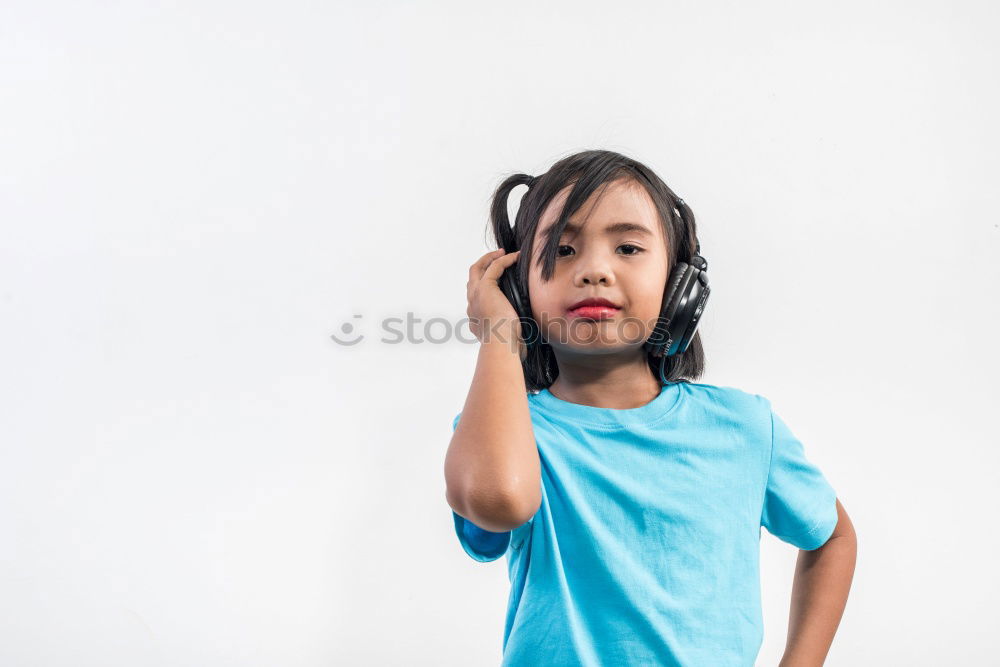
760, 401, 839, 550
449, 410, 516, 562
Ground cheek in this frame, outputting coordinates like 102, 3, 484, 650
526, 278, 556, 319
640, 284, 666, 309
527, 286, 566, 329
629, 287, 667, 327
531, 296, 562, 325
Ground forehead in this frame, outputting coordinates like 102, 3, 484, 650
536, 179, 662, 239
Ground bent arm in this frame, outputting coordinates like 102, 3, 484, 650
444, 329, 541, 533
779, 498, 858, 666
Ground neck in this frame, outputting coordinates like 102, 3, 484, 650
546, 350, 662, 409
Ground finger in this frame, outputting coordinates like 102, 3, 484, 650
481, 249, 521, 283
470, 248, 508, 284
469, 249, 506, 298
469, 248, 507, 282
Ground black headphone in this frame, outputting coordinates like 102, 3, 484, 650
498, 197, 710, 385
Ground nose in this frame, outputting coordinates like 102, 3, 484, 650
574, 255, 615, 287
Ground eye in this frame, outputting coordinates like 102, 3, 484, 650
556, 244, 645, 257
617, 244, 644, 256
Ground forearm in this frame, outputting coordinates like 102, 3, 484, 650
779, 527, 857, 666
444, 330, 540, 532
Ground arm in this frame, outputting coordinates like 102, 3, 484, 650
779, 498, 858, 667
443, 249, 541, 534
444, 333, 540, 532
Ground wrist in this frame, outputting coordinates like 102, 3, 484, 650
779, 651, 823, 667
480, 319, 523, 356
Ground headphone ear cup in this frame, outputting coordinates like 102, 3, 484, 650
659, 263, 711, 357
646, 262, 690, 356
499, 264, 539, 352
674, 273, 709, 354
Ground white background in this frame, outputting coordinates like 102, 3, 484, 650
2, 1, 998, 665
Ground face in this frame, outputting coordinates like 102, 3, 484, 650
527, 178, 670, 357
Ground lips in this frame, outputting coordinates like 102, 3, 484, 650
567, 297, 622, 320
568, 297, 621, 310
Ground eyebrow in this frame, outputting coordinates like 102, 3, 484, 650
552, 221, 655, 237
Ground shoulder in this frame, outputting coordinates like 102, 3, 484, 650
678, 381, 771, 415
679, 380, 763, 404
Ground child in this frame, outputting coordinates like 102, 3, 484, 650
444, 150, 857, 666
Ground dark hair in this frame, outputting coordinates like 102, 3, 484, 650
488, 149, 706, 393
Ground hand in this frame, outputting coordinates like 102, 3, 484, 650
466, 248, 524, 357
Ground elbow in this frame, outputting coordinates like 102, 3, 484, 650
829, 498, 858, 543
447, 480, 540, 533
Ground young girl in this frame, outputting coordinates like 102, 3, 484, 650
444, 150, 857, 666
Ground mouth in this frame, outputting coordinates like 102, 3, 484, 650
566, 297, 622, 320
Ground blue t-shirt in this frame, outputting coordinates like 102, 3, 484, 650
449, 381, 838, 666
